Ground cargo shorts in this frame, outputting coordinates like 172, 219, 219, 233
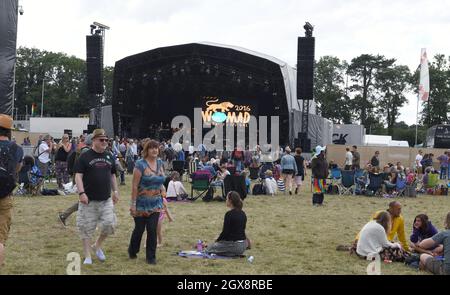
0, 196, 13, 244
76, 198, 117, 240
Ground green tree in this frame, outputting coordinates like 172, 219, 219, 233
14, 47, 114, 118
314, 56, 351, 123
375, 65, 411, 135
347, 54, 395, 132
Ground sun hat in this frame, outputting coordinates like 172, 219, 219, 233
92, 129, 108, 139
0, 114, 13, 130
314, 145, 326, 157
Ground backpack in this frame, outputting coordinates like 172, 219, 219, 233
252, 183, 265, 195
202, 187, 214, 202
0, 142, 18, 198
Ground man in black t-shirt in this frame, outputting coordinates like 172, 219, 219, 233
74, 129, 120, 265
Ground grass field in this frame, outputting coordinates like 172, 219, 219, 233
1, 174, 449, 275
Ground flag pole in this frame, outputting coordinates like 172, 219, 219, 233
415, 91, 419, 147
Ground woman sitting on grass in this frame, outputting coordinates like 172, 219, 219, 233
356, 211, 408, 262
410, 214, 441, 254
205, 191, 250, 257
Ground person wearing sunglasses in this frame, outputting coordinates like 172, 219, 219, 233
74, 129, 119, 265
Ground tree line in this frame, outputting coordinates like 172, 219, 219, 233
13, 47, 113, 118
314, 54, 450, 145
12, 47, 449, 145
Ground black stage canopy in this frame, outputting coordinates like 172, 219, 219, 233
112, 43, 290, 145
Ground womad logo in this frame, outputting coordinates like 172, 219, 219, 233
171, 108, 280, 157
201, 97, 251, 125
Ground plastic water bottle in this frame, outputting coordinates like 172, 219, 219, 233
197, 240, 203, 251
247, 255, 254, 263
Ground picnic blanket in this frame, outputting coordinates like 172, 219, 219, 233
177, 250, 245, 259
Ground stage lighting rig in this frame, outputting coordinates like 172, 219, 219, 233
304, 22, 314, 37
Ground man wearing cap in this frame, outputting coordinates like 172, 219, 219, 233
0, 114, 23, 267
311, 146, 328, 206
74, 129, 119, 265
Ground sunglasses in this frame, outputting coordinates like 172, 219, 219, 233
98, 138, 108, 142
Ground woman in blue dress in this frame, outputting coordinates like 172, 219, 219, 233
128, 140, 166, 264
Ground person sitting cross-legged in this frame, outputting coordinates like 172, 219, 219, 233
419, 212, 450, 275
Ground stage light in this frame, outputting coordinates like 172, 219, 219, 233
206, 66, 211, 74
248, 74, 253, 80
304, 22, 314, 37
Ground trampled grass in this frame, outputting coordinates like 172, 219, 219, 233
2, 175, 449, 275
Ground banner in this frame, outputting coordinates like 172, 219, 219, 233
419, 48, 430, 102
0, 0, 18, 115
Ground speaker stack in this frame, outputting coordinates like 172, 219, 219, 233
86, 35, 104, 94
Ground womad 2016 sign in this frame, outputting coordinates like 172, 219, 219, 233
201, 97, 251, 126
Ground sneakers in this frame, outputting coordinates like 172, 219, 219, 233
91, 245, 106, 262
58, 213, 67, 227
336, 245, 351, 251
83, 257, 92, 265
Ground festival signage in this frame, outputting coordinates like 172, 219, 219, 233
200, 96, 252, 125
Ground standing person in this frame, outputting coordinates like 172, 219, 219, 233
37, 135, 53, 177
157, 197, 173, 247
311, 146, 328, 206
437, 152, 449, 180
0, 114, 23, 267
351, 145, 360, 170
294, 148, 306, 195
77, 134, 86, 151
128, 140, 166, 265
415, 150, 423, 176
205, 191, 250, 257
370, 151, 380, 170
280, 147, 297, 195
344, 147, 353, 171
419, 212, 450, 275
55, 134, 71, 189
59, 135, 93, 227
74, 129, 119, 265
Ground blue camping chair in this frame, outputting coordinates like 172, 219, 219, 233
396, 177, 407, 197
339, 170, 355, 195
367, 173, 384, 196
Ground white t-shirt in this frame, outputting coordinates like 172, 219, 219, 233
167, 180, 187, 198
38, 142, 51, 164
356, 220, 398, 257
416, 154, 423, 167
131, 143, 138, 156
264, 177, 278, 195
345, 151, 353, 166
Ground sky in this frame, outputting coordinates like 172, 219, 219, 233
15, 0, 450, 125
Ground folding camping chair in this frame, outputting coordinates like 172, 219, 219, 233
366, 173, 384, 196
329, 167, 342, 185
396, 177, 407, 197
338, 169, 355, 195
424, 173, 439, 194
188, 170, 213, 201
354, 169, 365, 195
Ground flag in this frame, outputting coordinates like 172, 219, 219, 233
31, 103, 36, 116
419, 48, 430, 102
